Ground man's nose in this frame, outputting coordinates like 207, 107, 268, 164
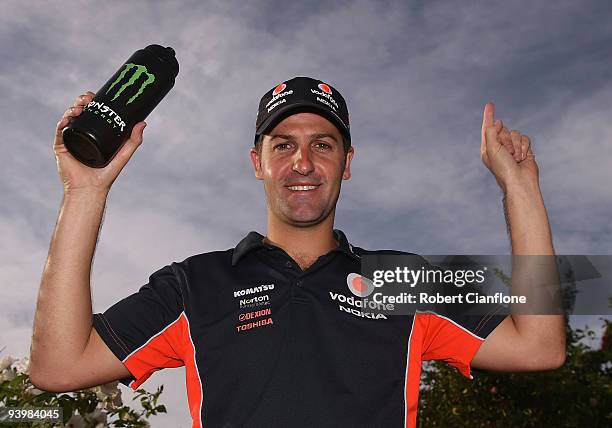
292, 145, 314, 175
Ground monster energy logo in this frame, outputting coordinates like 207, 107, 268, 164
106, 63, 155, 105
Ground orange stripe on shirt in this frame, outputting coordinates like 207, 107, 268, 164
183, 314, 204, 428
404, 313, 428, 428
421, 312, 484, 379
123, 313, 185, 389
123, 312, 204, 428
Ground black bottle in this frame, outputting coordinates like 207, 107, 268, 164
62, 45, 179, 168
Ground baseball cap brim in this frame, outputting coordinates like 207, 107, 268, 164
255, 102, 351, 144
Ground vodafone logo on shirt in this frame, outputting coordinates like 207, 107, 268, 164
346, 273, 374, 297
327, 274, 387, 320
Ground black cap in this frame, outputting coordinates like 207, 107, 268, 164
255, 76, 350, 144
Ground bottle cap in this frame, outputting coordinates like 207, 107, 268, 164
144, 44, 179, 77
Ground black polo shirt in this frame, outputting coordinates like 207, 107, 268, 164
93, 229, 505, 427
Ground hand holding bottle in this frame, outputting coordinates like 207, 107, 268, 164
54, 91, 146, 195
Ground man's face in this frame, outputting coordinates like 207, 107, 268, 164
250, 112, 354, 227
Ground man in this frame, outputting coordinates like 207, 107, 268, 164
30, 77, 565, 427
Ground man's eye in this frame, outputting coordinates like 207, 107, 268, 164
314, 142, 332, 150
273, 143, 291, 151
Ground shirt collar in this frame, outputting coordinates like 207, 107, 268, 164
231, 229, 359, 266
331, 229, 361, 262
231, 231, 267, 266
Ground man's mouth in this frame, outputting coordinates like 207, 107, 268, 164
286, 185, 320, 191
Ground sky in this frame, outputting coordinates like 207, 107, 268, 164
1, 0, 611, 426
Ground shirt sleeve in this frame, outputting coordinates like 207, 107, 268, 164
92, 263, 187, 389
419, 259, 507, 379
420, 309, 506, 379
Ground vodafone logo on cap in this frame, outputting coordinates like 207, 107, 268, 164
273, 83, 287, 95
346, 273, 374, 297
318, 83, 332, 94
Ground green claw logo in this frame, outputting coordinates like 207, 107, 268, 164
106, 63, 155, 105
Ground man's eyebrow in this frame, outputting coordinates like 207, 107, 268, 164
268, 133, 339, 143
269, 134, 294, 141
310, 133, 339, 143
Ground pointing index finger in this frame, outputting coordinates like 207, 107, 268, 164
482, 102, 495, 129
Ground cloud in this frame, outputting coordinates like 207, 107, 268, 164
2, 1, 611, 426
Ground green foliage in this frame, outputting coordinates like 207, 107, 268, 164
417, 320, 612, 427
418, 262, 610, 427
0, 356, 166, 427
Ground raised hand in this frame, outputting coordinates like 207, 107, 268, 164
480, 102, 539, 192
54, 91, 147, 195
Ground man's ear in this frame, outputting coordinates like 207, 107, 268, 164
250, 147, 263, 180
342, 146, 354, 180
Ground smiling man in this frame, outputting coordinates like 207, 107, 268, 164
30, 77, 565, 427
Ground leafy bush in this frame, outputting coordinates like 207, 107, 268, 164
418, 320, 612, 427
0, 355, 166, 427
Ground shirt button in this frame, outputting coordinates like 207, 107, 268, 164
296, 280, 303, 287
285, 261, 293, 268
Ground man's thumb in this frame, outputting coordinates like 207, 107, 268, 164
128, 121, 147, 146
110, 122, 146, 168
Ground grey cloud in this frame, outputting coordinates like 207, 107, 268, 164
2, 1, 611, 426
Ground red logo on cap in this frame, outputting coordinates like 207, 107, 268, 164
273, 83, 287, 95
318, 83, 332, 94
